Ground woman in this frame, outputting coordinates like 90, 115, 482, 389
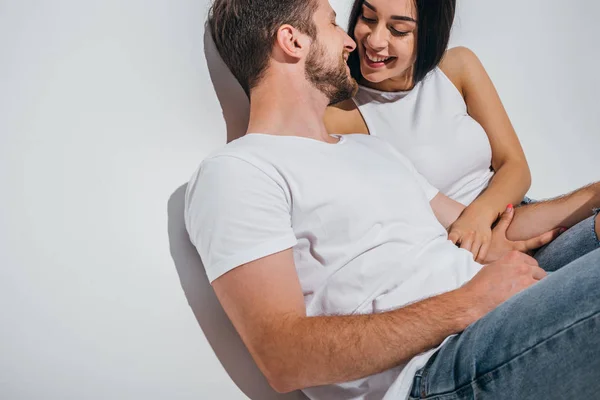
325, 0, 599, 266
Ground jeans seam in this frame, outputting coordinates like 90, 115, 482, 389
592, 208, 600, 244
420, 308, 600, 400
419, 350, 440, 398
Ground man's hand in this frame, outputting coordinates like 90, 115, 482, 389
482, 204, 562, 264
461, 250, 547, 321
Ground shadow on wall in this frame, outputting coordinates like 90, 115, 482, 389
204, 22, 249, 144
166, 25, 308, 400
167, 186, 307, 400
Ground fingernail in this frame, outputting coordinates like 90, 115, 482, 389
506, 204, 514, 212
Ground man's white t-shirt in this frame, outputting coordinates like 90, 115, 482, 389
185, 133, 483, 400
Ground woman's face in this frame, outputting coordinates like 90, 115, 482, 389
353, 0, 418, 86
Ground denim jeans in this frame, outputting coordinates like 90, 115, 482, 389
534, 211, 600, 272
409, 230, 600, 399
519, 196, 600, 271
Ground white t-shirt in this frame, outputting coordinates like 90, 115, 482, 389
185, 133, 483, 400
353, 67, 495, 206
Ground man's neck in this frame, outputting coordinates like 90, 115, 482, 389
246, 76, 337, 143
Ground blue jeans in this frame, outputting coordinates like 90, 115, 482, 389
409, 218, 600, 399
518, 197, 600, 271
533, 211, 600, 272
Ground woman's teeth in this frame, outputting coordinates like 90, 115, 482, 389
367, 54, 391, 63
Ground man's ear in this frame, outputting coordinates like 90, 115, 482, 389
275, 24, 312, 60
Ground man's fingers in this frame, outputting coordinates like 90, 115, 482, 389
522, 228, 562, 251
517, 251, 539, 267
531, 265, 547, 281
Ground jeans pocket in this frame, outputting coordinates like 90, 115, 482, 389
410, 350, 441, 399
409, 374, 423, 399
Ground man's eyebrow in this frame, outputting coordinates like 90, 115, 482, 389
363, 1, 417, 23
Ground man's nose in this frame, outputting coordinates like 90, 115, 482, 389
344, 31, 357, 53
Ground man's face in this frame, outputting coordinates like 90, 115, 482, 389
305, 0, 358, 105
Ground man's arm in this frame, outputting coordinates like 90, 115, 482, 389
429, 194, 559, 263
507, 182, 600, 241
212, 246, 544, 393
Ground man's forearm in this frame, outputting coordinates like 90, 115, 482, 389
507, 182, 600, 241
258, 288, 477, 393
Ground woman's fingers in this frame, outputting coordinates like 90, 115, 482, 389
459, 234, 474, 253
448, 231, 461, 245
493, 204, 515, 235
471, 238, 483, 261
476, 241, 491, 264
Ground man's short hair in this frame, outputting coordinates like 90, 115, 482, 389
209, 0, 319, 96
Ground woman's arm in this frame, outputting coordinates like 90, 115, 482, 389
441, 47, 532, 262
429, 193, 559, 263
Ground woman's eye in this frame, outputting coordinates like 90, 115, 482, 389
390, 28, 409, 37
360, 14, 377, 24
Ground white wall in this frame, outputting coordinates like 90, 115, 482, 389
449, 0, 600, 197
0, 1, 598, 399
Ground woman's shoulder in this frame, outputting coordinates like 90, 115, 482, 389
439, 47, 484, 96
324, 99, 369, 135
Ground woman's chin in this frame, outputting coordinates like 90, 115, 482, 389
359, 68, 387, 84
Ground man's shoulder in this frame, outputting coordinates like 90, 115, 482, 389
188, 135, 287, 196
206, 133, 293, 159
184, 137, 290, 227
204, 134, 256, 159
199, 135, 270, 172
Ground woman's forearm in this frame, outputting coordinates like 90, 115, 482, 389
463, 161, 531, 224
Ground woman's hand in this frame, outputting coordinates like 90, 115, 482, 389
482, 205, 563, 264
448, 212, 494, 263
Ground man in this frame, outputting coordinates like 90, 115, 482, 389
185, 0, 600, 398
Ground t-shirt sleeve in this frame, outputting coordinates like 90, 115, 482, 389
185, 155, 297, 283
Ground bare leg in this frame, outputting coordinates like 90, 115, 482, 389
596, 213, 600, 240
506, 182, 600, 241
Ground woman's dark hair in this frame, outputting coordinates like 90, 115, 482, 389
347, 0, 456, 86
209, 0, 318, 97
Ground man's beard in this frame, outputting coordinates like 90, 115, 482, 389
305, 41, 358, 106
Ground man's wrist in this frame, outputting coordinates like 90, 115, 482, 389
445, 288, 483, 331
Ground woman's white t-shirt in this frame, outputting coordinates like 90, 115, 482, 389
353, 67, 495, 206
